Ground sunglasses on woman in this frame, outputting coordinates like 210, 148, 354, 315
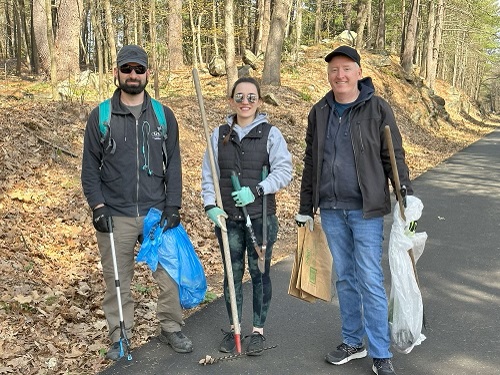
233, 93, 258, 103
119, 65, 147, 74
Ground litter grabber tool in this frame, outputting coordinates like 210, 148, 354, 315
198, 344, 278, 365
231, 170, 266, 273
261, 165, 269, 267
384, 125, 426, 327
107, 217, 132, 360
192, 68, 242, 354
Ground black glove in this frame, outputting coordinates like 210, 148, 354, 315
160, 206, 180, 231
92, 206, 112, 233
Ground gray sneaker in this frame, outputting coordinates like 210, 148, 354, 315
325, 342, 367, 365
160, 330, 193, 353
373, 358, 397, 375
219, 329, 236, 353
105, 342, 122, 361
245, 332, 265, 356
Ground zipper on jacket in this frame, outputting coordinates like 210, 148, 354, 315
135, 118, 140, 217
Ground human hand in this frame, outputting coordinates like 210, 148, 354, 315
160, 206, 180, 231
231, 186, 255, 207
295, 214, 314, 231
93, 205, 112, 233
404, 220, 417, 237
206, 206, 228, 231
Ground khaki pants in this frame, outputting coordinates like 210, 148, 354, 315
96, 216, 184, 343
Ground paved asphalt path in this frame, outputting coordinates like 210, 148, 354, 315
100, 127, 500, 375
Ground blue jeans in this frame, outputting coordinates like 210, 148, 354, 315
320, 209, 392, 359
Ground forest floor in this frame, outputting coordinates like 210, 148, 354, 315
0, 43, 498, 375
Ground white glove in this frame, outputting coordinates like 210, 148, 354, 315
295, 214, 314, 231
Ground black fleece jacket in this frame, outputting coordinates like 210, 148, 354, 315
81, 88, 182, 217
299, 77, 413, 219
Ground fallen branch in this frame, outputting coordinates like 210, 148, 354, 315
24, 124, 78, 158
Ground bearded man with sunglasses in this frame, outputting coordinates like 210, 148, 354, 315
82, 45, 192, 360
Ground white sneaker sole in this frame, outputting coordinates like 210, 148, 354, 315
326, 349, 367, 365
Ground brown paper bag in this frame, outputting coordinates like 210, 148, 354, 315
288, 226, 316, 302
297, 222, 332, 302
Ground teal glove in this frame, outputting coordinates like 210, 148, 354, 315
231, 186, 255, 207
206, 206, 228, 231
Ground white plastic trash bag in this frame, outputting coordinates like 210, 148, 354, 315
388, 195, 427, 354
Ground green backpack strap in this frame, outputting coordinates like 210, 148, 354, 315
98, 97, 167, 152
151, 98, 167, 137
98, 98, 112, 142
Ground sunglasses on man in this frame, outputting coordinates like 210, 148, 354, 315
119, 65, 147, 74
233, 93, 258, 103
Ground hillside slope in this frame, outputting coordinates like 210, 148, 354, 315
0, 43, 497, 374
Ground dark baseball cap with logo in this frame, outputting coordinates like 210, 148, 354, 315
324, 45, 361, 66
117, 45, 148, 68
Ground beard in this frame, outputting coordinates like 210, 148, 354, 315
117, 73, 148, 95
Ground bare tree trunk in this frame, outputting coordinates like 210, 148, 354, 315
401, 0, 420, 75
103, 0, 117, 65
255, 0, 264, 54
13, 0, 22, 74
292, 0, 303, 63
241, 2, 249, 50
314, 0, 322, 43
5, 1, 14, 57
197, 14, 203, 66
188, 0, 198, 69
212, 1, 219, 56
355, 0, 369, 50
137, 2, 144, 45
343, 0, 353, 31
33, 0, 49, 74
45, 0, 57, 98
261, 0, 271, 55
224, 0, 237, 95
365, 0, 373, 49
17, 0, 31, 65
423, 0, 435, 83
149, 0, 159, 98
168, 0, 184, 69
375, 0, 385, 51
427, 0, 443, 91
90, 0, 105, 100
262, 0, 290, 86
30, 0, 39, 73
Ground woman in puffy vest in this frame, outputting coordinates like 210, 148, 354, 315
201, 77, 293, 355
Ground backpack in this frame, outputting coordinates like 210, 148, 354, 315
98, 97, 167, 143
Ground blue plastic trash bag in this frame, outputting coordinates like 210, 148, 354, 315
137, 208, 207, 309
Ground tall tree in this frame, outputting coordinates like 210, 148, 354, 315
103, 0, 117, 66
314, 0, 322, 43
33, 0, 82, 82
401, 0, 420, 75
149, 0, 159, 98
224, 0, 237, 95
375, 0, 386, 51
355, 0, 369, 50
262, 0, 290, 86
168, 0, 184, 69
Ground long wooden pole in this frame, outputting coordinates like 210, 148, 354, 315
192, 68, 241, 353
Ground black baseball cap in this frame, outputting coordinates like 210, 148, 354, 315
117, 45, 148, 68
324, 45, 361, 66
